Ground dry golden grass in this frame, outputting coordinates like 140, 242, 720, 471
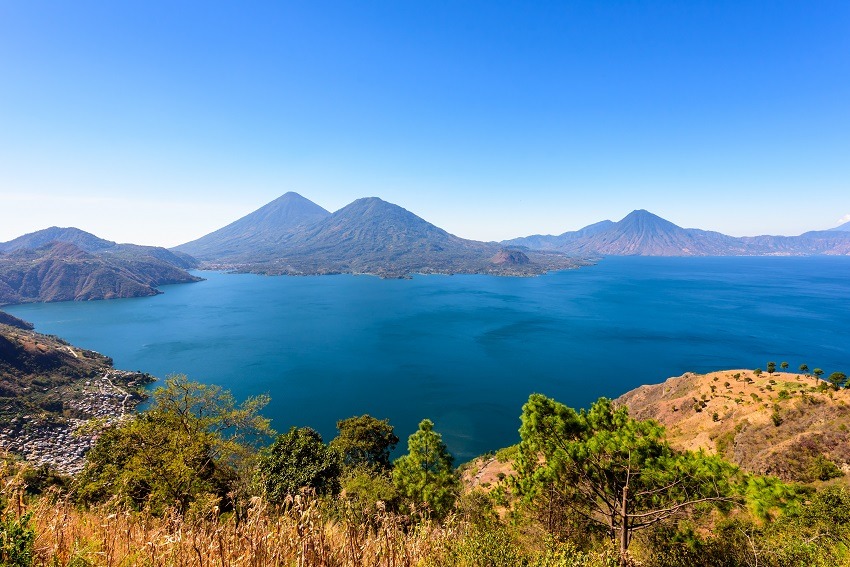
26, 495, 460, 567
618, 370, 850, 481
0, 459, 462, 567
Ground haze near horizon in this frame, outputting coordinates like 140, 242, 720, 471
1, 1, 848, 246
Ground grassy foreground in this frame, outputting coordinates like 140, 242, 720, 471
5, 465, 620, 567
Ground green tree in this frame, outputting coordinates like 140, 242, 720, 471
76, 375, 271, 514
813, 368, 825, 380
799, 363, 809, 375
515, 394, 741, 565
330, 415, 399, 472
767, 362, 776, 375
753, 368, 763, 377
255, 427, 341, 504
780, 361, 789, 371
828, 372, 847, 390
392, 419, 459, 518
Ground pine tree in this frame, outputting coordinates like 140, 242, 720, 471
392, 419, 459, 518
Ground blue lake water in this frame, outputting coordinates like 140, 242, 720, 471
6, 256, 850, 461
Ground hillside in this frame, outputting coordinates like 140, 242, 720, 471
617, 369, 850, 482
183, 195, 585, 277
0, 228, 202, 305
173, 192, 332, 261
0, 310, 33, 330
507, 210, 850, 256
0, 319, 153, 473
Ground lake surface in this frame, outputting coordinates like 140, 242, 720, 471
6, 256, 850, 461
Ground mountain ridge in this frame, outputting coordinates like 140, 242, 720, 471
0, 226, 115, 254
506, 209, 850, 256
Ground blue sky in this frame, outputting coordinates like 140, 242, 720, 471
1, 1, 848, 246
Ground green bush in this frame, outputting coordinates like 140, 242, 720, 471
0, 513, 35, 567
805, 454, 843, 482
438, 523, 525, 567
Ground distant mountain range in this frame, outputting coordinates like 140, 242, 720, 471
504, 209, 850, 256
0, 228, 201, 305
174, 192, 581, 277
3, 196, 848, 304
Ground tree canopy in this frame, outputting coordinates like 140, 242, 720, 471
330, 414, 399, 472
255, 427, 341, 504
515, 394, 743, 564
75, 375, 271, 514
828, 371, 847, 390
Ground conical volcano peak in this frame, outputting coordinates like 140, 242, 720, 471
173, 192, 330, 260
619, 209, 674, 223
616, 210, 683, 232
253, 192, 331, 221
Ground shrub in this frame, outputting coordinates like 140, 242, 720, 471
0, 513, 35, 567
806, 455, 843, 482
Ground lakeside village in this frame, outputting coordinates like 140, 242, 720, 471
0, 370, 148, 475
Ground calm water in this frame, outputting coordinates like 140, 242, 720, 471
6, 256, 850, 461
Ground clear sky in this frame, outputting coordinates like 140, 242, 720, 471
1, 1, 848, 247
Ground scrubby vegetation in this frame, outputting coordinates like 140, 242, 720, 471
2, 374, 850, 566
619, 367, 850, 483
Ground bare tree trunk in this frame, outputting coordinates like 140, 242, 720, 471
619, 485, 629, 567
